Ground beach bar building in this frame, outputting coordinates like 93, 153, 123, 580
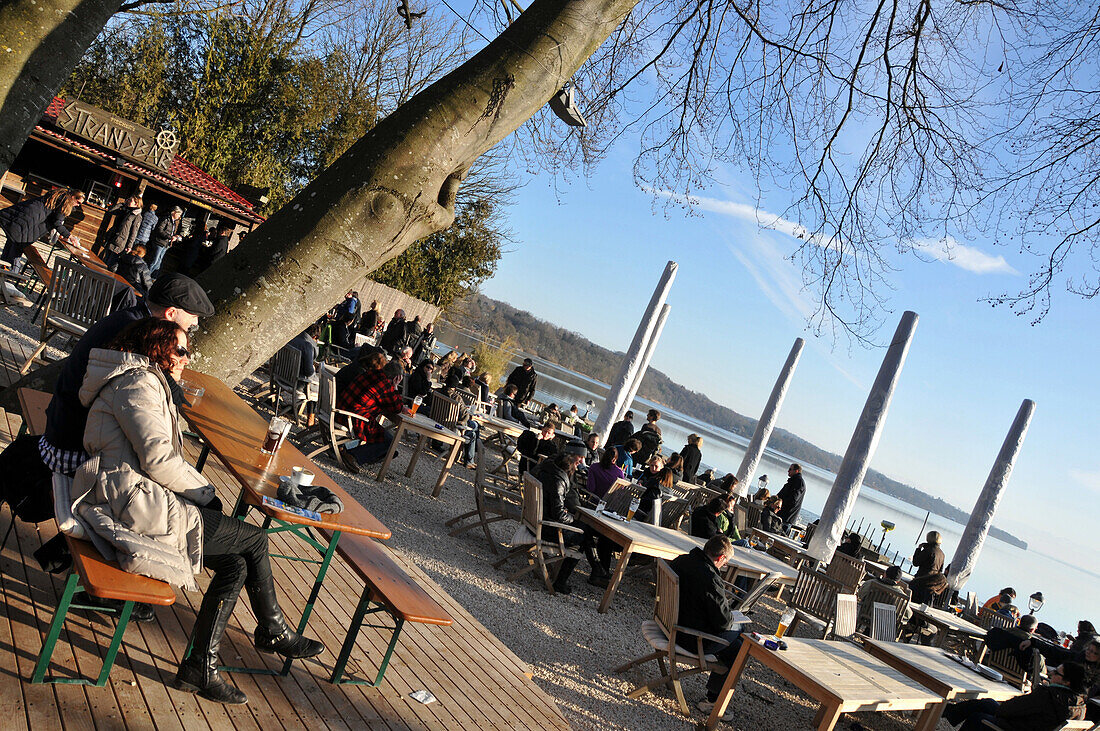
0, 96, 264, 252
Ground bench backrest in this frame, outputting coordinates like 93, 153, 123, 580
604, 479, 643, 515
654, 558, 680, 638
521, 473, 545, 540
316, 365, 337, 426
857, 581, 910, 638
741, 501, 764, 532
734, 571, 783, 612
429, 390, 463, 431
660, 498, 692, 531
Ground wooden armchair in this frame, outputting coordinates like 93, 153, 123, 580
723, 571, 784, 614
272, 344, 305, 422
298, 366, 369, 461
491, 474, 584, 595
603, 478, 643, 515
614, 559, 738, 715
445, 447, 521, 554
977, 609, 1034, 690
870, 603, 898, 642
825, 551, 866, 592
786, 567, 847, 638
856, 581, 910, 640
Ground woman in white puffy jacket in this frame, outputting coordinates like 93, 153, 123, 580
70, 318, 323, 705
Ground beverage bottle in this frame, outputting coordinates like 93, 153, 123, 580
776, 608, 796, 638
626, 496, 640, 521
411, 395, 423, 415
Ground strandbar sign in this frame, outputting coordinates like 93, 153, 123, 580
55, 99, 178, 171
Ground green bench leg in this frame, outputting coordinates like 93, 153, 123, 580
194, 442, 210, 472
329, 588, 404, 686
32, 571, 135, 686
280, 531, 340, 676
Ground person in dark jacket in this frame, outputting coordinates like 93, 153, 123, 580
630, 414, 663, 465
378, 309, 406, 353
758, 497, 785, 534
943, 662, 1086, 731
909, 531, 948, 603
104, 195, 144, 269
116, 244, 154, 295
181, 224, 212, 274
412, 322, 436, 364
517, 423, 558, 476
1028, 637, 1100, 707
680, 434, 703, 484
837, 532, 863, 557
669, 536, 744, 716
536, 445, 613, 593
690, 494, 737, 539
403, 315, 423, 350
776, 463, 806, 528
505, 358, 538, 409
606, 411, 634, 448
405, 360, 435, 404
984, 614, 1045, 677
134, 202, 158, 246
358, 300, 380, 337
0, 188, 81, 263
147, 205, 183, 275
497, 383, 532, 428
1072, 622, 1099, 654
196, 221, 232, 273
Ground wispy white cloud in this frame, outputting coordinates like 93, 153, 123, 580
1068, 468, 1100, 494
911, 237, 1018, 275
653, 187, 1015, 276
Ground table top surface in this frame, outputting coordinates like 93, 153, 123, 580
180, 369, 390, 540
752, 527, 805, 551
472, 412, 525, 436
395, 411, 463, 440
750, 637, 942, 708
727, 544, 800, 581
912, 605, 986, 635
861, 638, 1022, 701
578, 508, 704, 557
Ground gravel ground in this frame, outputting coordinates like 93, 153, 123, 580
0, 288, 955, 731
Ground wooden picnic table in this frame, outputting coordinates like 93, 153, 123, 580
860, 637, 1022, 730
376, 411, 464, 498
577, 507, 705, 613
706, 636, 943, 730
751, 527, 809, 567
179, 368, 391, 675
911, 604, 986, 648
59, 239, 139, 295
723, 543, 799, 600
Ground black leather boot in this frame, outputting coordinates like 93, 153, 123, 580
553, 557, 579, 595
247, 581, 324, 659
172, 599, 248, 705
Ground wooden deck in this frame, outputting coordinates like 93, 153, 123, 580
0, 337, 570, 730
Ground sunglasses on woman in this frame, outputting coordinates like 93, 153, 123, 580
175, 346, 191, 358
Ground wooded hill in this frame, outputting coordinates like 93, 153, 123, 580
441, 294, 1027, 550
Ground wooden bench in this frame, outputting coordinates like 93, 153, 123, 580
17, 386, 50, 437
32, 532, 176, 686
327, 532, 453, 686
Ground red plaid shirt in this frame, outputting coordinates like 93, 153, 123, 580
336, 367, 403, 443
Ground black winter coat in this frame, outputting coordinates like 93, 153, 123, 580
107, 206, 142, 253
0, 197, 70, 245
535, 459, 576, 525
606, 418, 634, 447
505, 365, 537, 406
689, 506, 722, 539
149, 215, 179, 248
669, 548, 733, 635
680, 444, 702, 483
116, 252, 153, 295
993, 684, 1085, 731
776, 473, 806, 525
379, 317, 406, 352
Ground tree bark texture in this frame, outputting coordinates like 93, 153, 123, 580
0, 0, 121, 179
194, 0, 639, 384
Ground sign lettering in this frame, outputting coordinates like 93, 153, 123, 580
56, 99, 178, 172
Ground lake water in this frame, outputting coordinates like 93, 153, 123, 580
439, 332, 1099, 632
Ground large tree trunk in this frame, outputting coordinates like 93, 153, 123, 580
194, 0, 637, 385
0, 0, 121, 178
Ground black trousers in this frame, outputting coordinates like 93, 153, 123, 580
198, 508, 276, 623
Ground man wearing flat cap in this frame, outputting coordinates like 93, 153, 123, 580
41, 272, 215, 477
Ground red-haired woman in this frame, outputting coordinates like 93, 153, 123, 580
66, 318, 322, 705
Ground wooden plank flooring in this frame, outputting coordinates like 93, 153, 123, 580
0, 336, 570, 730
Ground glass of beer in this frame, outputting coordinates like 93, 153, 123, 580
410, 395, 423, 416
776, 608, 795, 638
261, 416, 289, 454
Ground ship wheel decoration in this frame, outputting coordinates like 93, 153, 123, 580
156, 129, 179, 152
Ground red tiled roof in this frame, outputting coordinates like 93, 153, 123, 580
40, 97, 264, 223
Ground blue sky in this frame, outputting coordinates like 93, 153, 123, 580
479, 143, 1100, 562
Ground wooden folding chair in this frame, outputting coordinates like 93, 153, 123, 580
722, 571, 784, 614
870, 602, 898, 642
20, 259, 116, 373
491, 473, 583, 594
271, 344, 304, 422
825, 551, 866, 592
297, 365, 369, 460
614, 559, 738, 715
833, 594, 858, 640
445, 447, 521, 554
856, 581, 910, 640
786, 566, 845, 638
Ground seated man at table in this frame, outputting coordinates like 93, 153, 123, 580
758, 496, 785, 534
336, 348, 405, 472
668, 535, 744, 720
943, 662, 1086, 731
536, 443, 614, 593
1026, 637, 1100, 716
517, 422, 558, 476
497, 383, 531, 428
837, 531, 863, 557
856, 565, 913, 628
985, 614, 1046, 679
405, 359, 435, 405
987, 591, 1022, 621
585, 446, 624, 501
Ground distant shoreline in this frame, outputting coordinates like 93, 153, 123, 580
440, 294, 1028, 551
